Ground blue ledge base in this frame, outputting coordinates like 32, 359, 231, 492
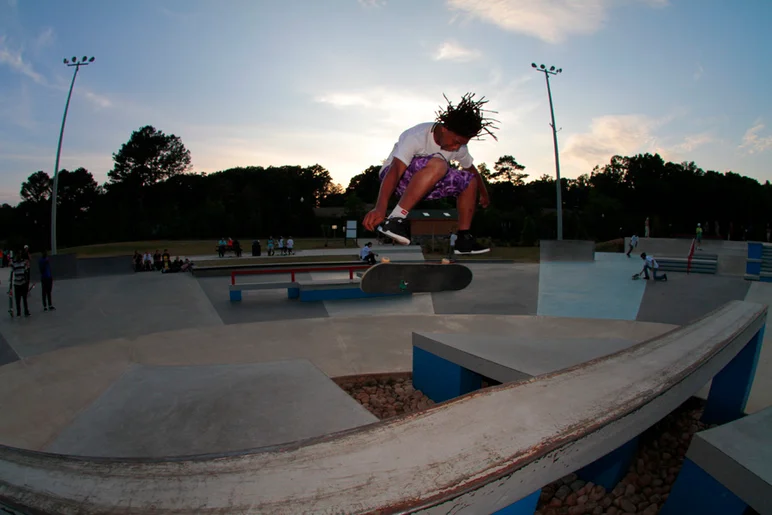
298, 288, 407, 302
492, 489, 541, 515
578, 436, 639, 491
703, 326, 764, 425
660, 458, 747, 515
229, 290, 242, 302
412, 346, 482, 403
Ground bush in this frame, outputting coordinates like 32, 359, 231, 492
521, 216, 538, 246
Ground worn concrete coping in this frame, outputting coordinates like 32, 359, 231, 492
686, 405, 772, 513
0, 300, 766, 514
412, 333, 649, 383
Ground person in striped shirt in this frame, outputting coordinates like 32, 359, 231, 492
9, 252, 30, 318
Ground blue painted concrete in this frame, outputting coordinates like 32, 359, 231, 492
537, 253, 646, 320
492, 490, 541, 515
287, 287, 299, 299
578, 436, 639, 490
660, 458, 747, 515
298, 287, 405, 302
746, 261, 761, 275
229, 290, 242, 302
703, 325, 765, 425
748, 242, 763, 260
412, 346, 482, 403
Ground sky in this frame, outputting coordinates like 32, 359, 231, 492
1, 0, 771, 206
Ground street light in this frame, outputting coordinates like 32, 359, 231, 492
51, 55, 95, 255
531, 62, 564, 240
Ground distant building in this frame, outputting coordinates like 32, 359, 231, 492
406, 209, 458, 238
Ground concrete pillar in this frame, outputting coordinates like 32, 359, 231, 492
412, 347, 482, 403
577, 436, 639, 491
702, 326, 765, 425
660, 459, 747, 515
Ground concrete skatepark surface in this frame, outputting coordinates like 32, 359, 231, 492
0, 240, 770, 460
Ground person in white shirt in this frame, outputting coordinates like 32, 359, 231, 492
627, 234, 639, 257
360, 242, 376, 265
639, 252, 667, 281
286, 237, 294, 255
362, 93, 498, 255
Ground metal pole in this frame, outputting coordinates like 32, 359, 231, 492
50, 64, 81, 255
543, 72, 563, 240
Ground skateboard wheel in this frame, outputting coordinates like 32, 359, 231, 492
441, 258, 450, 264
381, 257, 390, 263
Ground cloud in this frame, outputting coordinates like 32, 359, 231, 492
434, 40, 482, 62
669, 132, 713, 153
563, 114, 662, 169
693, 63, 704, 81
33, 27, 54, 50
316, 88, 441, 131
80, 89, 112, 109
445, 0, 668, 44
739, 122, 772, 154
357, 0, 386, 6
0, 35, 46, 85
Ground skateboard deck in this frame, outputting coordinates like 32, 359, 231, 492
360, 263, 473, 294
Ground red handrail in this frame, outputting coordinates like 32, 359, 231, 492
231, 265, 371, 285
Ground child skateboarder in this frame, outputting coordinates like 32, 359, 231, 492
362, 93, 498, 255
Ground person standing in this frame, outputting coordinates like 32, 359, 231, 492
10, 253, 31, 318
695, 223, 703, 250
626, 234, 639, 258
448, 230, 458, 258
39, 250, 55, 311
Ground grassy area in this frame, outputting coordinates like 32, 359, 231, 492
61, 238, 359, 258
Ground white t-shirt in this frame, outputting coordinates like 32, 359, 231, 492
645, 256, 658, 269
286, 239, 294, 249
630, 235, 639, 247
381, 123, 474, 171
450, 233, 458, 246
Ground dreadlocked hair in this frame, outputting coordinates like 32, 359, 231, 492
435, 92, 499, 141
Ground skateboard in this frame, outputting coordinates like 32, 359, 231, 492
360, 262, 473, 294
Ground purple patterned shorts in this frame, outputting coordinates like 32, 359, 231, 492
379, 155, 474, 200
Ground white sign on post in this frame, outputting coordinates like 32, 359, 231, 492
346, 220, 357, 239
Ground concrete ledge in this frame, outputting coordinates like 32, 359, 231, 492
412, 332, 650, 385
229, 281, 298, 292
539, 240, 595, 262
296, 279, 361, 290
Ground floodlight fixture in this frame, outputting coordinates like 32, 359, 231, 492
530, 61, 565, 239
51, 54, 97, 254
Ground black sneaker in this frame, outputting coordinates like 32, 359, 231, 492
378, 217, 411, 245
454, 233, 490, 255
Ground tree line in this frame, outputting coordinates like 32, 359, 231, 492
1, 125, 770, 252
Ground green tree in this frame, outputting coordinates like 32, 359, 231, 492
20, 171, 52, 203
490, 155, 527, 184
108, 125, 192, 187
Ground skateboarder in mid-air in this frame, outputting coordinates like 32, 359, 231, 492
362, 93, 498, 255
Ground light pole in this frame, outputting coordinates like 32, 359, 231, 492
51, 55, 95, 255
532, 63, 564, 240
